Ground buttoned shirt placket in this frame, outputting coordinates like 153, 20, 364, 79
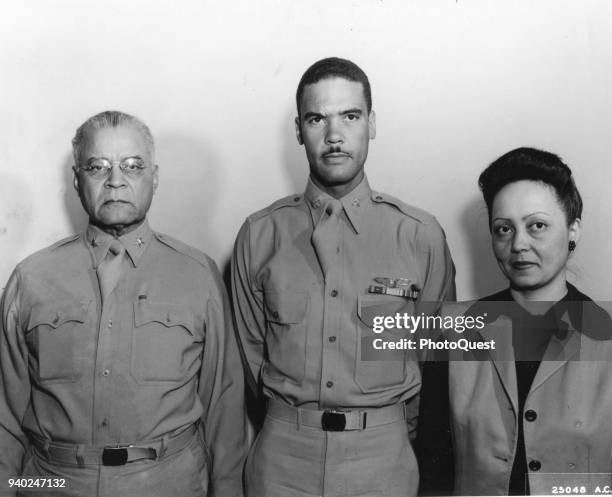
313, 199, 344, 408
87, 225, 150, 445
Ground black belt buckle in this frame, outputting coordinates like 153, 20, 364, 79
102, 446, 129, 466
321, 411, 346, 431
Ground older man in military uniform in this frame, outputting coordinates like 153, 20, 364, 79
231, 57, 456, 497
0, 111, 247, 497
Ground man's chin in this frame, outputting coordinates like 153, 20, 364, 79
313, 165, 355, 182
92, 214, 143, 235
98, 202, 134, 218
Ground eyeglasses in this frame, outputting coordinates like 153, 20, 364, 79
77, 157, 148, 179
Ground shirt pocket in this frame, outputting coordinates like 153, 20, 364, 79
131, 301, 200, 384
262, 291, 309, 384
26, 301, 89, 384
354, 295, 415, 393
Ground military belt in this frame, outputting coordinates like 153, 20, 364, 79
267, 399, 407, 431
29, 423, 197, 467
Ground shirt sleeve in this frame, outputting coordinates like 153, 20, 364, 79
0, 268, 30, 492
198, 261, 248, 497
410, 217, 456, 361
230, 221, 267, 394
414, 217, 456, 305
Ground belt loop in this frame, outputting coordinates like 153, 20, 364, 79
403, 401, 408, 420
40, 438, 51, 460
296, 407, 302, 431
361, 411, 367, 430
75, 445, 86, 468
159, 434, 169, 459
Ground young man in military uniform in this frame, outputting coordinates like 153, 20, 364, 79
0, 111, 247, 497
231, 57, 456, 497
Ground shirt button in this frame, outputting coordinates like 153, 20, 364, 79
528, 460, 541, 471
569, 463, 576, 470
328, 336, 337, 343
330, 290, 338, 297
524, 410, 537, 422
101, 418, 109, 427
272, 311, 279, 320
326, 381, 334, 388
102, 369, 110, 377
108, 320, 113, 328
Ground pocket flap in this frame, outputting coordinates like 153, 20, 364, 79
134, 302, 195, 335
357, 295, 414, 328
264, 291, 309, 324
27, 302, 87, 330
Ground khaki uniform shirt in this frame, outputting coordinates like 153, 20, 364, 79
231, 177, 456, 409
0, 221, 246, 496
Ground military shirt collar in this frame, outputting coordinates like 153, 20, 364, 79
86, 219, 153, 268
304, 176, 371, 234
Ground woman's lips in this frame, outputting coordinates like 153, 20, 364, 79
511, 261, 537, 270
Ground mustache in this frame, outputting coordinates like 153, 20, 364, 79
322, 146, 351, 156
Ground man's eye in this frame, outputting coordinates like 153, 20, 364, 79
345, 114, 359, 121
123, 161, 144, 171
86, 159, 109, 170
308, 116, 322, 124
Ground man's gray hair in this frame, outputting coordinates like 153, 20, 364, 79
72, 110, 155, 164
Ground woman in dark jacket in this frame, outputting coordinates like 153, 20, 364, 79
417, 147, 612, 495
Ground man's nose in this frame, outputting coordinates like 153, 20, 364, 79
325, 119, 343, 144
105, 164, 127, 187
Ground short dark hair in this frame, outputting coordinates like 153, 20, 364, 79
295, 57, 372, 118
478, 147, 583, 226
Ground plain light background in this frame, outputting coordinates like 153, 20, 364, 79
1, 0, 611, 300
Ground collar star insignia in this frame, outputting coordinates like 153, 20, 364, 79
136, 237, 144, 248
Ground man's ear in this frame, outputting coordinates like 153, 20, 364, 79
368, 110, 376, 140
295, 116, 303, 145
152, 164, 159, 192
72, 166, 79, 192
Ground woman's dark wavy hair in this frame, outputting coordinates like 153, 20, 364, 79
479, 147, 583, 228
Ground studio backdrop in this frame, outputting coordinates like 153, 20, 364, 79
1, 0, 611, 300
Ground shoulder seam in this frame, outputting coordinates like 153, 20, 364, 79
247, 194, 304, 223
49, 233, 82, 251
153, 232, 212, 269
371, 191, 434, 224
